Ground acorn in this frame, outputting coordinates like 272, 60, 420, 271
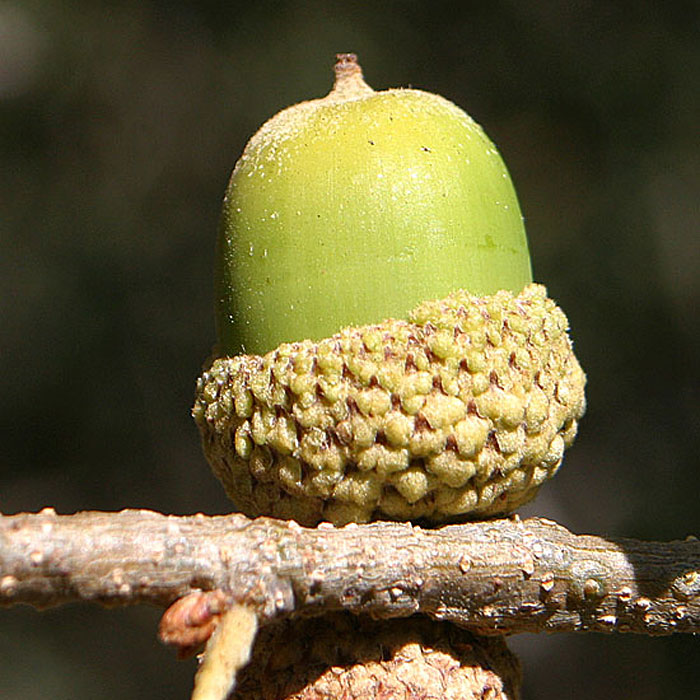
232, 613, 522, 700
215, 53, 531, 355
194, 54, 585, 526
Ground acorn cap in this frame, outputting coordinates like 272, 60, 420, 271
232, 613, 522, 699
194, 284, 586, 526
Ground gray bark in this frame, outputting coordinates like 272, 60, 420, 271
1, 509, 698, 635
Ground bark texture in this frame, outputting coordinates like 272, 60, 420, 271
1, 509, 698, 636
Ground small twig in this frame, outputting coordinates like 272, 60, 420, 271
1, 508, 698, 635
191, 605, 258, 700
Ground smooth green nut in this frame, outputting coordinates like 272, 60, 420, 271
216, 54, 531, 355
194, 284, 586, 526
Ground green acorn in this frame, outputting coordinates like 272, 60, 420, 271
195, 54, 585, 525
215, 53, 531, 355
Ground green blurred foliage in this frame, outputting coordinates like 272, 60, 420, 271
1, 0, 698, 697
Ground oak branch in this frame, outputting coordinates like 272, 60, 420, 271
0, 509, 698, 636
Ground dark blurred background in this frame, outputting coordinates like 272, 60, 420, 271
1, 1, 698, 697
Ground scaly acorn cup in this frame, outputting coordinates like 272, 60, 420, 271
195, 54, 586, 526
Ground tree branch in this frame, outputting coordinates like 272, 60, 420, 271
1, 509, 698, 636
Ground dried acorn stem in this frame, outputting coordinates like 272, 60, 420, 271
327, 53, 374, 100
